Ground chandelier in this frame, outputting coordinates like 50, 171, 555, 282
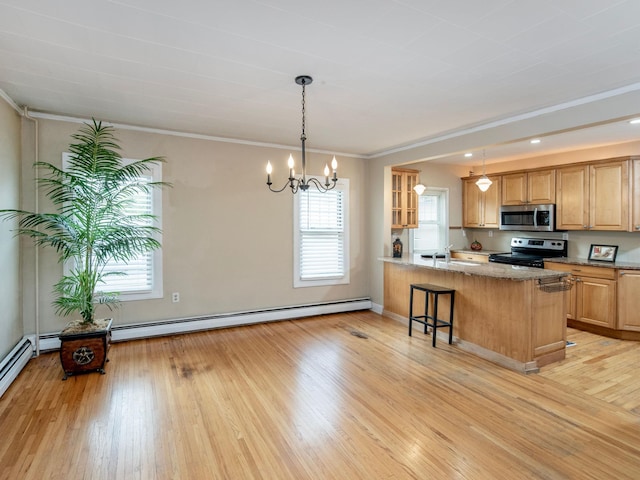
266, 75, 338, 193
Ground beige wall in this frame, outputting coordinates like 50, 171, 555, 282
0, 99, 22, 359
22, 118, 369, 334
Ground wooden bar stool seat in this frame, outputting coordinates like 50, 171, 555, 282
409, 283, 455, 347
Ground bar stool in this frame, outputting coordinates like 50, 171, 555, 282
409, 283, 455, 347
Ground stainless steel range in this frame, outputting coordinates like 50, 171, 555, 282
488, 237, 567, 268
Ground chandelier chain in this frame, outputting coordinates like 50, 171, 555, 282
301, 82, 306, 139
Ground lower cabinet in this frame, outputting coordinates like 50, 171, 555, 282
574, 275, 616, 328
544, 262, 617, 329
618, 270, 640, 331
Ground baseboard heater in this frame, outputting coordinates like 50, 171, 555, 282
35, 297, 373, 351
0, 338, 33, 398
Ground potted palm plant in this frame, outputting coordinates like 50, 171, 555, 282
0, 119, 169, 379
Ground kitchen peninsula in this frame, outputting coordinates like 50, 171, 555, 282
383, 256, 570, 373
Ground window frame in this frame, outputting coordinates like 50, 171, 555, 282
62, 153, 164, 302
410, 187, 450, 255
293, 177, 350, 288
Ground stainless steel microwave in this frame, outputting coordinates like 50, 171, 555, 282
499, 204, 555, 232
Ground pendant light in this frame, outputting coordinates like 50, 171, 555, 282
476, 150, 492, 192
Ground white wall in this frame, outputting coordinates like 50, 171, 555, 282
18, 118, 369, 335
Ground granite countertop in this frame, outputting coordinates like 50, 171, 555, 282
543, 257, 640, 270
381, 255, 570, 281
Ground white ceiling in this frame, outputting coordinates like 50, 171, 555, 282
2, 0, 640, 165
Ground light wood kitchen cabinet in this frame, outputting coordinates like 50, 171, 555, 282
575, 274, 617, 328
631, 158, 640, 232
502, 169, 555, 205
545, 262, 617, 329
556, 165, 589, 230
590, 160, 628, 230
391, 168, 419, 229
617, 270, 640, 331
462, 176, 500, 228
556, 159, 629, 231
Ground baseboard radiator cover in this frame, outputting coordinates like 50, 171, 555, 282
36, 297, 373, 351
0, 338, 33, 398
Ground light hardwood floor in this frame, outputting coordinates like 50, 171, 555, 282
1, 311, 639, 479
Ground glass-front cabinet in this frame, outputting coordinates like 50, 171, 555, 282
391, 168, 419, 229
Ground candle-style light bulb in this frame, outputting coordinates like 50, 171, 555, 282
331, 156, 338, 171
288, 154, 295, 179
324, 164, 330, 177
266, 161, 272, 185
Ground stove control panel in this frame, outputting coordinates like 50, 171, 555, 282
510, 237, 566, 251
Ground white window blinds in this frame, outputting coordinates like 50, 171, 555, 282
298, 189, 345, 279
99, 176, 154, 293
294, 178, 349, 287
412, 189, 449, 253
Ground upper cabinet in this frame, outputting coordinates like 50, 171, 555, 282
462, 176, 501, 228
555, 165, 589, 230
556, 159, 629, 231
391, 168, 419, 229
462, 155, 639, 232
502, 169, 555, 205
632, 158, 640, 232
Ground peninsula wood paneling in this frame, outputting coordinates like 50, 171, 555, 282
383, 262, 565, 367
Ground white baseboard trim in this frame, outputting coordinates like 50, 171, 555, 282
370, 302, 383, 315
35, 298, 373, 352
0, 338, 33, 398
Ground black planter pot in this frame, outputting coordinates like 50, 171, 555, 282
58, 318, 112, 380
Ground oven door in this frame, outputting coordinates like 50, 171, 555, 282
499, 204, 555, 231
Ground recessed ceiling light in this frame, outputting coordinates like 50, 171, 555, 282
464, 152, 473, 157
629, 118, 640, 124
530, 138, 541, 144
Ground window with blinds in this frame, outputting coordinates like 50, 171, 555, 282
412, 188, 449, 253
62, 154, 163, 301
293, 178, 350, 287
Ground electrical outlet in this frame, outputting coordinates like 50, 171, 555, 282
562, 233, 569, 240
488, 230, 493, 237
172, 292, 180, 303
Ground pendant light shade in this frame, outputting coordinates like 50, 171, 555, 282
413, 183, 426, 195
475, 176, 492, 192
476, 150, 492, 192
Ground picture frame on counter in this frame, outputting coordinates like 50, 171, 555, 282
588, 244, 618, 262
